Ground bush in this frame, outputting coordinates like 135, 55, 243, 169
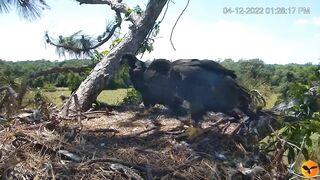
67, 73, 83, 93
122, 89, 142, 105
107, 65, 130, 89
43, 84, 57, 92
55, 74, 68, 87
32, 77, 44, 88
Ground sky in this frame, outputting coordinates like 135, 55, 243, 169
0, 0, 319, 64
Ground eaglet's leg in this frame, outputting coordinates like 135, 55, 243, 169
139, 95, 156, 116
184, 107, 207, 139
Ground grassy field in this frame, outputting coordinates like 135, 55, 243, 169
24, 87, 279, 110
24, 88, 129, 108
97, 88, 129, 105
265, 93, 279, 109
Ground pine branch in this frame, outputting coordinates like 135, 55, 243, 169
0, 0, 50, 20
75, 0, 141, 26
45, 11, 122, 57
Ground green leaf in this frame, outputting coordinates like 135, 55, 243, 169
306, 135, 313, 147
125, 8, 133, 17
288, 147, 296, 164
101, 50, 109, 55
301, 147, 309, 161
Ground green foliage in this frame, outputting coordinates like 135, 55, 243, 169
55, 74, 68, 87
0, 0, 49, 21
137, 23, 160, 55
109, 38, 123, 49
33, 88, 51, 108
284, 84, 319, 119
0, 59, 94, 91
43, 84, 57, 92
122, 89, 142, 105
125, 8, 133, 17
137, 39, 154, 55
33, 77, 44, 88
221, 59, 273, 90
133, 5, 143, 15
107, 65, 130, 89
265, 70, 319, 164
90, 50, 109, 64
67, 73, 83, 92
220, 59, 320, 165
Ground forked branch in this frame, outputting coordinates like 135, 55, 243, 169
75, 0, 141, 25
46, 0, 142, 57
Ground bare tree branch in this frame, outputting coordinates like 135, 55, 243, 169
30, 65, 95, 77
0, 86, 18, 99
75, 0, 141, 26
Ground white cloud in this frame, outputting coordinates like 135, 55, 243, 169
316, 33, 320, 39
295, 17, 320, 25
141, 20, 318, 64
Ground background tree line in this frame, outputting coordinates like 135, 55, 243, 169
0, 57, 130, 92
1, 57, 318, 102
220, 59, 319, 100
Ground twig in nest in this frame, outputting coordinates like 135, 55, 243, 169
86, 157, 169, 174
110, 163, 144, 180
287, 135, 309, 179
73, 94, 83, 131
122, 127, 158, 139
160, 155, 201, 179
86, 128, 119, 137
146, 164, 153, 180
170, 0, 190, 51
60, 92, 74, 117
87, 128, 119, 134
270, 140, 286, 167
175, 118, 230, 140
233, 140, 247, 153
12, 132, 81, 162
268, 123, 301, 150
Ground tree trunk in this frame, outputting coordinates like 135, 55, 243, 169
60, 0, 168, 116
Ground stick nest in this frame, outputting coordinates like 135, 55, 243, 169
0, 106, 288, 179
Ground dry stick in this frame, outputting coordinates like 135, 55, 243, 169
268, 124, 301, 150
267, 123, 299, 172
86, 157, 169, 174
270, 139, 287, 167
288, 135, 308, 179
146, 164, 153, 180
49, 162, 56, 180
268, 123, 315, 178
160, 156, 201, 179
87, 156, 200, 178
61, 92, 74, 117
170, 0, 190, 51
87, 128, 119, 133
73, 94, 83, 131
122, 127, 158, 139
175, 118, 230, 140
